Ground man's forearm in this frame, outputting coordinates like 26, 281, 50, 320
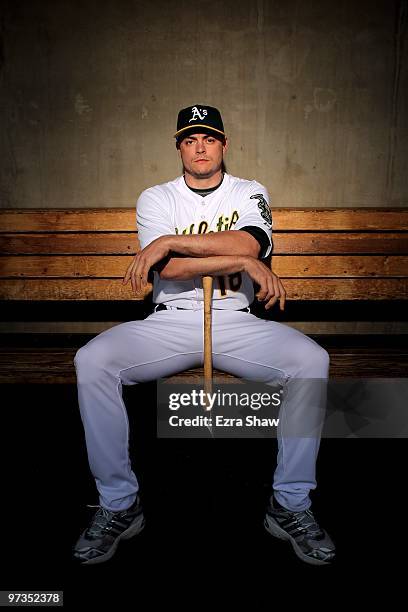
165, 231, 260, 258
158, 255, 248, 280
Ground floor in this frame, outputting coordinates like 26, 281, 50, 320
1, 382, 405, 606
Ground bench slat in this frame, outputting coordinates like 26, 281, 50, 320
1, 232, 407, 255
0, 278, 406, 300
0, 347, 406, 382
1, 254, 407, 278
1, 208, 408, 231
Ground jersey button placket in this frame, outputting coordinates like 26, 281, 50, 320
194, 199, 202, 302
198, 198, 206, 308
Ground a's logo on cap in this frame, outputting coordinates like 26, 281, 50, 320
189, 106, 208, 122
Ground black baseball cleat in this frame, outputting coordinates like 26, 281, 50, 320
264, 496, 336, 566
73, 496, 145, 565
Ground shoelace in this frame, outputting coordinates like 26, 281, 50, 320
297, 511, 325, 537
284, 509, 324, 537
86, 504, 117, 538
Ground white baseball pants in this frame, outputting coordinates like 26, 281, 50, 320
74, 308, 329, 513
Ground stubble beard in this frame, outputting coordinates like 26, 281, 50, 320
183, 161, 222, 181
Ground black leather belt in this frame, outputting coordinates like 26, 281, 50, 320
156, 303, 249, 313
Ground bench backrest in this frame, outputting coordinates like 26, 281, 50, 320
0, 208, 407, 301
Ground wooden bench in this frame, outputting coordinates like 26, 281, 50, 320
0, 208, 407, 383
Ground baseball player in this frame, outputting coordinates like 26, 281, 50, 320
73, 105, 336, 566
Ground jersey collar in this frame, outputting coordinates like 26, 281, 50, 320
176, 172, 231, 200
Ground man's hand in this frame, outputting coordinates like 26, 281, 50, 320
123, 240, 286, 310
123, 236, 171, 294
243, 257, 286, 311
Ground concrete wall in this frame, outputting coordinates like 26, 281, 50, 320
1, 0, 407, 208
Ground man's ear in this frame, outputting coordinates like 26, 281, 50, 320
223, 137, 229, 154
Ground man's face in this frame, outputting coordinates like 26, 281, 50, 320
178, 133, 228, 180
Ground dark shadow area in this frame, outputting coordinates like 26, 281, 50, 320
2, 299, 407, 322
1, 381, 406, 605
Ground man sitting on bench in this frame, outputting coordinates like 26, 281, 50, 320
73, 104, 336, 566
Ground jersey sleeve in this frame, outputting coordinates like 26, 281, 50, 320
136, 189, 174, 249
239, 225, 271, 259
234, 181, 273, 258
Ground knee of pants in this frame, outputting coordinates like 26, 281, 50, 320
295, 341, 330, 378
74, 340, 116, 384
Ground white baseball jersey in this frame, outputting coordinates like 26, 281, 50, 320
136, 173, 273, 309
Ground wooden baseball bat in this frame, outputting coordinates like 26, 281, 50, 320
202, 275, 213, 407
